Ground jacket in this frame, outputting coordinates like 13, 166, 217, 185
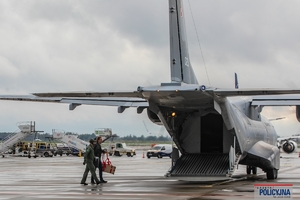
84, 144, 95, 163
94, 143, 105, 157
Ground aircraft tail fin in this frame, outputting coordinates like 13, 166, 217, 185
169, 0, 198, 84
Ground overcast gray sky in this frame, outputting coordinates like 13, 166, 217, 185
0, 0, 300, 137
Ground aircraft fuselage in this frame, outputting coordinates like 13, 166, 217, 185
144, 88, 279, 179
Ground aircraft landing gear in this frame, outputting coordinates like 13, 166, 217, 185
266, 169, 278, 180
246, 165, 257, 175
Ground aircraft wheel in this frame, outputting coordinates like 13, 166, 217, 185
247, 166, 257, 174
246, 166, 251, 174
266, 169, 277, 180
252, 167, 257, 175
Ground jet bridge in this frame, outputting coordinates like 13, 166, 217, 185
0, 121, 36, 157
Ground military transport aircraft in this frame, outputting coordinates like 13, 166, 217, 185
1, 0, 300, 181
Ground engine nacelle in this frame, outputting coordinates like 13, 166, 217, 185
281, 140, 297, 154
147, 108, 162, 125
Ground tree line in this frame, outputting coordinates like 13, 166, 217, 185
0, 132, 171, 142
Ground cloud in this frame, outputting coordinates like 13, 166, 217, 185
0, 1, 299, 137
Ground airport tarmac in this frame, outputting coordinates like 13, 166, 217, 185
0, 150, 300, 200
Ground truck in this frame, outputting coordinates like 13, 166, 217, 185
25, 141, 54, 158
106, 142, 136, 157
94, 128, 136, 157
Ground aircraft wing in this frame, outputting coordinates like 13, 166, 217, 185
1, 87, 300, 110
251, 95, 300, 106
210, 88, 300, 96
206, 88, 300, 106
0, 94, 148, 111
32, 91, 143, 98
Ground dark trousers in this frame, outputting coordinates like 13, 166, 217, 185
91, 158, 104, 183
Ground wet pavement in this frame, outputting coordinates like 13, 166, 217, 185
0, 150, 300, 199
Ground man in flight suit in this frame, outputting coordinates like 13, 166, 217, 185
80, 139, 101, 185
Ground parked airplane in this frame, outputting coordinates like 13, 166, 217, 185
234, 74, 298, 155
1, 0, 300, 180
277, 135, 300, 154
266, 116, 300, 154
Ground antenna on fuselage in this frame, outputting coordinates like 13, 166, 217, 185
235, 73, 239, 89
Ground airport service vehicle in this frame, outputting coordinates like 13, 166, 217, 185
147, 144, 172, 158
45, 136, 76, 156
10, 141, 54, 158
106, 142, 136, 157
25, 141, 53, 158
52, 143, 75, 156
52, 128, 115, 156
94, 128, 136, 157
52, 129, 89, 154
0, 121, 36, 157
